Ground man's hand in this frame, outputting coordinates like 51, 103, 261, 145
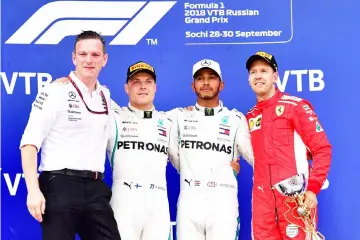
304, 190, 318, 209
306, 150, 313, 160
27, 188, 46, 222
184, 106, 194, 111
231, 157, 240, 175
52, 77, 69, 84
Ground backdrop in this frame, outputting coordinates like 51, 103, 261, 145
1, 0, 358, 239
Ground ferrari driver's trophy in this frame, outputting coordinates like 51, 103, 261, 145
273, 174, 325, 240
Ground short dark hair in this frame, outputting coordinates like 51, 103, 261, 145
73, 30, 106, 54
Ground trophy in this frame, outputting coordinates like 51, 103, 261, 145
273, 174, 325, 240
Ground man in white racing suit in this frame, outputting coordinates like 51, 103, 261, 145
168, 59, 254, 240
106, 61, 174, 240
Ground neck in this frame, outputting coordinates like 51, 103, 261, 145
196, 98, 219, 108
130, 102, 153, 111
74, 71, 97, 92
256, 87, 276, 102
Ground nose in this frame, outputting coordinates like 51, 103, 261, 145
85, 54, 92, 64
254, 73, 262, 80
139, 82, 147, 89
203, 78, 211, 85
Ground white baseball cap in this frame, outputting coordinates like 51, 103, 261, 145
192, 59, 222, 80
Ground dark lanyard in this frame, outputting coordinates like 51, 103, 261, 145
68, 76, 108, 115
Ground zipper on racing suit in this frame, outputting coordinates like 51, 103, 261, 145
269, 165, 279, 224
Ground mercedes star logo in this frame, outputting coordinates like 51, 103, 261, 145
201, 60, 211, 66
68, 91, 76, 99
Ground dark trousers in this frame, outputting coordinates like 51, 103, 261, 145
38, 171, 121, 240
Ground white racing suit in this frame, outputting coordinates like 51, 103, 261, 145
169, 102, 254, 240
107, 101, 175, 240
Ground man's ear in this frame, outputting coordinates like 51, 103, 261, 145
124, 83, 129, 95
219, 80, 225, 91
72, 52, 76, 66
273, 71, 279, 84
248, 75, 252, 86
191, 81, 196, 93
103, 53, 108, 67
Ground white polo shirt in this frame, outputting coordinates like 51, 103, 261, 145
19, 71, 111, 173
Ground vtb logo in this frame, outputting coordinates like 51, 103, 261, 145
5, 1, 176, 45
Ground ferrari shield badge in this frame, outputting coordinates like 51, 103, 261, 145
275, 105, 285, 116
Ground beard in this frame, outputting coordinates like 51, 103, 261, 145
195, 86, 220, 100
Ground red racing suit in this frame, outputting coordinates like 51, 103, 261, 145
246, 89, 332, 239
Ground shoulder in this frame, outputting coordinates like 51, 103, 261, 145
229, 108, 245, 120
246, 105, 258, 119
47, 80, 70, 90
279, 94, 303, 103
222, 107, 245, 122
165, 107, 185, 119
170, 107, 184, 113
220, 107, 246, 127
278, 93, 314, 111
279, 93, 309, 106
162, 107, 187, 122
99, 84, 110, 94
110, 99, 122, 115
109, 100, 131, 117
157, 110, 173, 123
37, 82, 69, 99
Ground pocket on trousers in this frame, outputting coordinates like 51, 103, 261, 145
101, 181, 112, 201
38, 173, 57, 196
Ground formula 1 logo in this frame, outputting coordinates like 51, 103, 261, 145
5, 1, 176, 45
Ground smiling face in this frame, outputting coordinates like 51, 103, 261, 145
248, 59, 278, 99
125, 72, 156, 109
72, 38, 108, 80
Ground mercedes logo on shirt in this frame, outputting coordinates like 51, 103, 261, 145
68, 91, 76, 99
201, 60, 211, 66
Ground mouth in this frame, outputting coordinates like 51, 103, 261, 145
137, 93, 148, 96
254, 82, 265, 86
84, 66, 95, 70
201, 88, 212, 92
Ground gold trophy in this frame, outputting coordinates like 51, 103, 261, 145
273, 174, 325, 240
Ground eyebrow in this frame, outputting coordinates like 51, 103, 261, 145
77, 51, 102, 54
130, 77, 153, 81
251, 67, 270, 71
196, 74, 217, 78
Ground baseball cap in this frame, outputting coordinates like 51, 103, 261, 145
246, 51, 278, 72
126, 61, 156, 82
192, 59, 222, 80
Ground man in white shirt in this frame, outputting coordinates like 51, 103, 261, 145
19, 31, 121, 240
168, 59, 254, 240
